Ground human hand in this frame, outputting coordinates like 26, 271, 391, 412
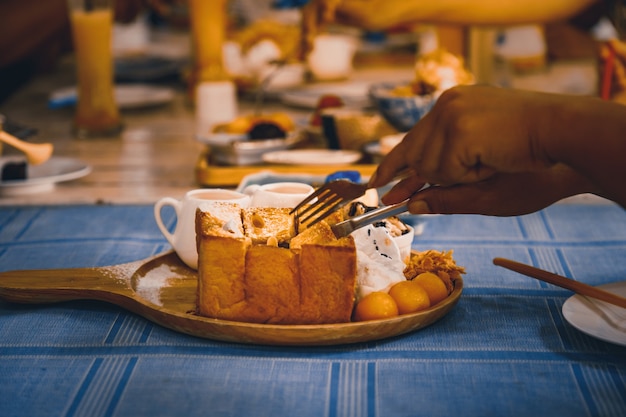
368, 85, 598, 215
381, 165, 595, 216
370, 85, 555, 188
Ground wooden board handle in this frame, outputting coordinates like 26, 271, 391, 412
0, 267, 132, 304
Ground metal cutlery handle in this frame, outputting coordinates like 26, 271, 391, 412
354, 200, 409, 225
333, 200, 410, 237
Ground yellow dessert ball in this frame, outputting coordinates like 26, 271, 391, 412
389, 280, 431, 314
353, 292, 399, 321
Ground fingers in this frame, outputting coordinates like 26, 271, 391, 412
403, 87, 481, 185
405, 182, 532, 216
369, 101, 440, 188
371, 86, 547, 197
368, 136, 410, 188
405, 167, 589, 216
379, 175, 428, 205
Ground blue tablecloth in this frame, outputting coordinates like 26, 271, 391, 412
1, 203, 625, 417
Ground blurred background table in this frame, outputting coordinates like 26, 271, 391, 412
0, 56, 599, 207
0, 7, 601, 207
0, 53, 418, 206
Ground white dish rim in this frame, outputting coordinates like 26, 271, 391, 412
562, 281, 626, 346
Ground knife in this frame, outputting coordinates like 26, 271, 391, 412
331, 200, 409, 238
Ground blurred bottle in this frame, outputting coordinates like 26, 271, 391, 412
189, 0, 238, 137
189, 0, 229, 84
67, 0, 123, 138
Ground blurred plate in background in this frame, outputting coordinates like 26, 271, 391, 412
280, 82, 372, 109
262, 149, 362, 165
203, 130, 305, 166
114, 55, 186, 82
0, 157, 91, 196
49, 85, 176, 110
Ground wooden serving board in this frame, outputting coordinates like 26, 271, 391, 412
0, 251, 463, 346
195, 152, 378, 187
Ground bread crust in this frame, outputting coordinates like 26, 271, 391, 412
196, 206, 357, 324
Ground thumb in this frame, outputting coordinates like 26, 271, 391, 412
405, 185, 501, 215
406, 182, 541, 217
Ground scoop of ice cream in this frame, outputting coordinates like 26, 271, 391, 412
352, 225, 406, 301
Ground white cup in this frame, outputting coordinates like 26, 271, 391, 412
154, 188, 250, 270
243, 182, 314, 208
307, 34, 358, 81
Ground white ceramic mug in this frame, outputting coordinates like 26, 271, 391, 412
154, 188, 250, 270
243, 182, 314, 208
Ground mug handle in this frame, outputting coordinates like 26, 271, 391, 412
242, 184, 260, 196
154, 197, 181, 247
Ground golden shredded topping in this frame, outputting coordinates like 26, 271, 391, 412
404, 250, 466, 292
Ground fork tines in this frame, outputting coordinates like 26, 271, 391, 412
290, 179, 367, 229
294, 191, 347, 227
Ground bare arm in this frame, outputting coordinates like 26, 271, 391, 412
539, 90, 626, 208
330, 0, 599, 28
301, 0, 600, 54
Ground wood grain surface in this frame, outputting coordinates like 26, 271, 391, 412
0, 251, 463, 346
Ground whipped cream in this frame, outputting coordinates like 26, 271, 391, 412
352, 225, 406, 301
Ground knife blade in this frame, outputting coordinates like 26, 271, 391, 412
330, 200, 409, 238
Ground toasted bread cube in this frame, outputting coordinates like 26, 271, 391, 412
244, 245, 300, 324
298, 237, 357, 324
242, 207, 295, 244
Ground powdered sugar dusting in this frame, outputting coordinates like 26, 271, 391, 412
135, 263, 178, 305
97, 260, 144, 285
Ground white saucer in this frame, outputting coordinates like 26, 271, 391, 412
262, 149, 362, 166
562, 281, 626, 346
49, 85, 176, 110
0, 157, 92, 195
280, 82, 372, 109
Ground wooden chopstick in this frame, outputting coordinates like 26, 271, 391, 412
493, 257, 626, 309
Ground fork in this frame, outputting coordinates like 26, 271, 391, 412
290, 179, 371, 228
290, 170, 414, 228
330, 200, 409, 238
